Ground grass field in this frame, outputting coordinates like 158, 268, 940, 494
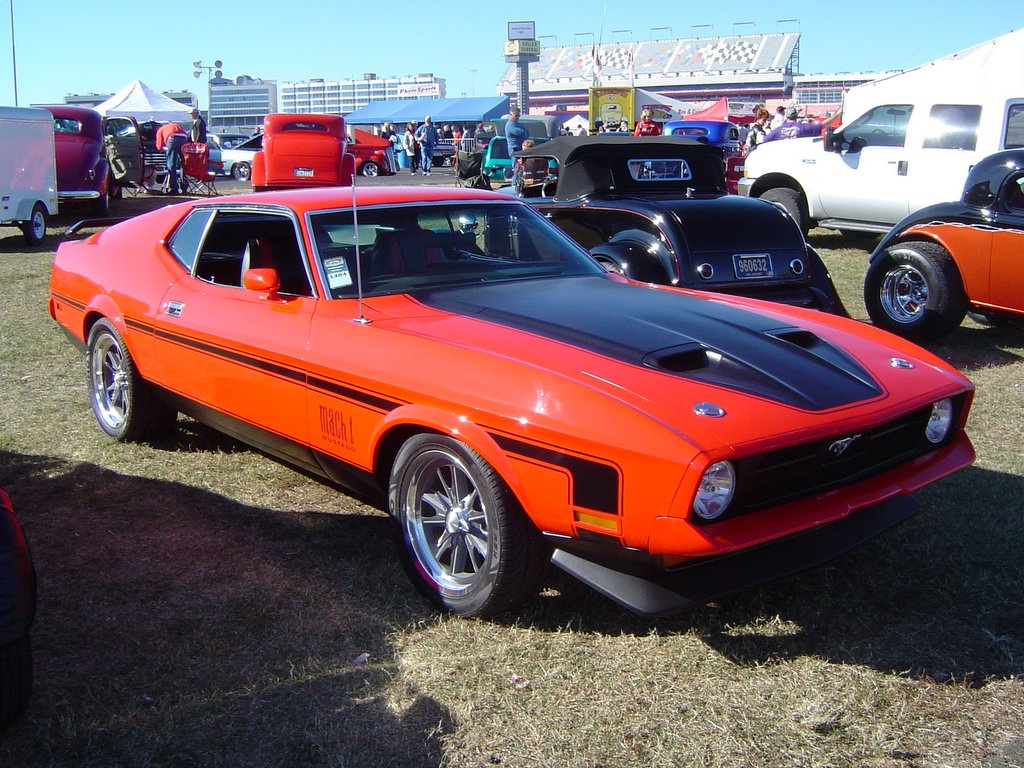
0, 199, 1021, 767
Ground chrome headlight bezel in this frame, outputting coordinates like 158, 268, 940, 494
693, 460, 736, 521
925, 398, 954, 444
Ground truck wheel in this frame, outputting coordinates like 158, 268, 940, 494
761, 187, 809, 235
86, 319, 177, 441
232, 162, 251, 181
21, 203, 47, 246
361, 161, 379, 177
388, 434, 546, 618
864, 240, 968, 342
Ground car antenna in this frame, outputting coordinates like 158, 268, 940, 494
345, 151, 371, 325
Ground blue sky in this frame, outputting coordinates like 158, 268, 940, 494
0, 2, 1018, 108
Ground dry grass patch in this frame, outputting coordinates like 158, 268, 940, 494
0, 215, 1021, 767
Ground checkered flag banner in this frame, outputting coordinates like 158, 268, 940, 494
701, 39, 759, 66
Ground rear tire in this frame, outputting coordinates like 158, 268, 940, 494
389, 434, 546, 618
21, 203, 47, 245
864, 240, 968, 342
761, 187, 809, 235
85, 319, 177, 441
232, 161, 251, 181
361, 161, 379, 177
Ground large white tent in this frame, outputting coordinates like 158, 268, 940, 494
94, 80, 192, 122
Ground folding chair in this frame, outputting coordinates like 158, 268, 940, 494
181, 142, 221, 196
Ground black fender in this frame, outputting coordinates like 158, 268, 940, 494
804, 245, 849, 317
589, 229, 674, 283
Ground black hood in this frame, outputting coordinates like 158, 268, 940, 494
414, 277, 881, 411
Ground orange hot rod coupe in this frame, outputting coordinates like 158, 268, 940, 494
49, 186, 975, 617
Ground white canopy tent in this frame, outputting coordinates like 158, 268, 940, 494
94, 80, 192, 122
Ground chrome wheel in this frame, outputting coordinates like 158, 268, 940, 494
89, 329, 130, 433
361, 161, 379, 177
232, 162, 251, 181
879, 263, 928, 324
389, 434, 545, 617
400, 446, 496, 597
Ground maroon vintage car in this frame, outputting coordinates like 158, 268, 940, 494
46, 106, 143, 214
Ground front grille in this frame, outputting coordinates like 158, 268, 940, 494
718, 394, 966, 521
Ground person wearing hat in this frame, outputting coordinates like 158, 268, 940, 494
763, 106, 822, 142
189, 107, 207, 144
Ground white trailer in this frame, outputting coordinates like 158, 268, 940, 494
1, 106, 58, 245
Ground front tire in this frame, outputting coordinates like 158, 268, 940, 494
21, 203, 47, 245
761, 187, 809, 235
232, 161, 251, 181
361, 161, 379, 177
864, 240, 968, 342
85, 319, 176, 441
0, 635, 32, 732
389, 434, 545, 618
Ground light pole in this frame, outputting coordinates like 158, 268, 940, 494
611, 28, 631, 43
650, 26, 671, 40
469, 68, 477, 97
733, 21, 755, 35
538, 34, 558, 48
8, 0, 17, 105
691, 23, 713, 38
193, 59, 223, 126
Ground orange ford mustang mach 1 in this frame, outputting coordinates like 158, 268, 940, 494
49, 186, 975, 617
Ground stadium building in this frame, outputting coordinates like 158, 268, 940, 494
497, 32, 879, 115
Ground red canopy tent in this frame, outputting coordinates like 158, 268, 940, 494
684, 97, 731, 122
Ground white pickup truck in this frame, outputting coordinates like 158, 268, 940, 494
738, 30, 1024, 235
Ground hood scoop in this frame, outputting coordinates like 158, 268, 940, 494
415, 278, 883, 412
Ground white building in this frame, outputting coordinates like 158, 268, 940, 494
279, 73, 446, 116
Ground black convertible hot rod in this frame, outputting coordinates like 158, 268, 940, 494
512, 135, 845, 314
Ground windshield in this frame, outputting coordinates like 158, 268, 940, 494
309, 201, 604, 298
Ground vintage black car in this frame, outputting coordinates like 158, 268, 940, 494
864, 149, 1024, 341
513, 135, 846, 314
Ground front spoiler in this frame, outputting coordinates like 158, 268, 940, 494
550, 494, 919, 617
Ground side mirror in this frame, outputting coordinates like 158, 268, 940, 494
824, 127, 841, 152
243, 267, 281, 299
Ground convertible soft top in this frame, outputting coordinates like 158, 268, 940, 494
515, 134, 726, 201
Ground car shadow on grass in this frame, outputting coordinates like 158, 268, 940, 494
0, 449, 451, 768
519, 464, 1023, 688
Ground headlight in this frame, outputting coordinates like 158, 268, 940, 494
693, 461, 736, 521
925, 398, 954, 444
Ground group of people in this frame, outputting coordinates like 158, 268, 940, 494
593, 108, 663, 136
744, 105, 827, 152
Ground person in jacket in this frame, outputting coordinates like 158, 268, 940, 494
189, 108, 207, 144
403, 123, 419, 174
633, 109, 661, 136
155, 121, 189, 194
505, 107, 529, 154
414, 117, 440, 176
763, 107, 823, 142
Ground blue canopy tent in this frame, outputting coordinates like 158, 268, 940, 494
344, 96, 510, 127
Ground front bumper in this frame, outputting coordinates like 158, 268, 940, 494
550, 494, 918, 617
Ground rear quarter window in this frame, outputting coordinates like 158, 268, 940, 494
1005, 104, 1024, 149
923, 104, 981, 150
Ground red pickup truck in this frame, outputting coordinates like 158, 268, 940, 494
251, 114, 398, 191
251, 113, 353, 191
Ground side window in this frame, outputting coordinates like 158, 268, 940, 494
547, 209, 664, 252
167, 208, 215, 273
193, 211, 314, 296
1006, 175, 1024, 211
843, 104, 913, 148
1005, 104, 1024, 149
924, 104, 981, 150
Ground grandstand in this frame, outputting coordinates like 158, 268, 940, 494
498, 32, 802, 111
